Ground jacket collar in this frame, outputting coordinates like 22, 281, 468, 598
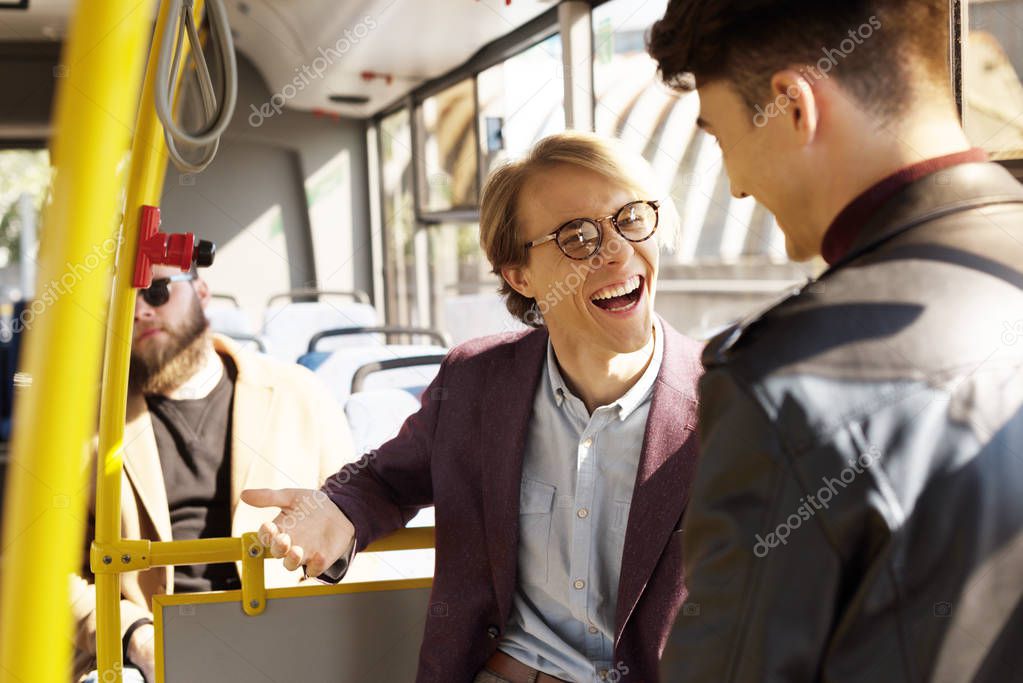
826, 161, 1023, 273
820, 149, 989, 265
545, 317, 664, 422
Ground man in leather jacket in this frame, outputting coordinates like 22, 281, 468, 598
649, 1, 1023, 681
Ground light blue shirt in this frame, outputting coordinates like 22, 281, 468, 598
499, 320, 664, 682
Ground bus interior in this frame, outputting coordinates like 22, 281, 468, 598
1, 0, 1022, 681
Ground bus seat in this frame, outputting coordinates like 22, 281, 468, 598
205, 305, 256, 338
342, 387, 436, 583
314, 344, 444, 405
344, 388, 422, 457
261, 301, 379, 362
442, 293, 526, 345
296, 350, 330, 371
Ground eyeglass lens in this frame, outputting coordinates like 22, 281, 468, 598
555, 201, 657, 260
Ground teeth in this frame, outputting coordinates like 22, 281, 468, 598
591, 276, 641, 302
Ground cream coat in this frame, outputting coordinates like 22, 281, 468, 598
71, 335, 355, 680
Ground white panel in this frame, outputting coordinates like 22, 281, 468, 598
306, 150, 355, 291
159, 584, 431, 683
230, 0, 558, 118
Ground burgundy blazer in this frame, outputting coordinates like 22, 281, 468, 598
326, 319, 703, 682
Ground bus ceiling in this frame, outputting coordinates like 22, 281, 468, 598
0, 0, 562, 119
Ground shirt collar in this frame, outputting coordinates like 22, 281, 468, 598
546, 317, 664, 421
820, 148, 989, 265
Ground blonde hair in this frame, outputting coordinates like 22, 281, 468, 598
479, 130, 674, 326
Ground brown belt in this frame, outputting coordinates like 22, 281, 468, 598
483, 651, 569, 683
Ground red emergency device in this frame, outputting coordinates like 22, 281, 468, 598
133, 205, 215, 288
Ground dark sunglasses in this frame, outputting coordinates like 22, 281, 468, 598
138, 273, 196, 307
525, 200, 660, 260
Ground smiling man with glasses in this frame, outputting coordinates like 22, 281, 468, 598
71, 263, 357, 683
244, 131, 704, 682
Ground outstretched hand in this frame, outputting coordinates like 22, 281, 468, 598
240, 487, 356, 578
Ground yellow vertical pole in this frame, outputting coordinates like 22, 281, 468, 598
94, 1, 207, 681
0, 1, 158, 682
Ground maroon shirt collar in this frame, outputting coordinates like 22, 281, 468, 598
820, 148, 990, 265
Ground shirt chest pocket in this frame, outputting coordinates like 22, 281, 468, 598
518, 478, 556, 585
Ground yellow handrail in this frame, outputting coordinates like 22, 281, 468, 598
94, 1, 207, 680
0, 1, 158, 681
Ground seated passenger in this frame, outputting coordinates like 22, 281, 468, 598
245, 131, 704, 682
71, 264, 356, 683
648, 1, 1023, 681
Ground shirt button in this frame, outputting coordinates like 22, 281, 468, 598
573, 579, 586, 590
577, 508, 589, 519
486, 625, 500, 639
588, 626, 599, 634
599, 671, 609, 680
582, 437, 593, 448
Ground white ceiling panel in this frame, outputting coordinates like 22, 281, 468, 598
229, 0, 559, 117
0, 0, 557, 117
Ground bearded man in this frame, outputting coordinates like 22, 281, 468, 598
71, 264, 355, 683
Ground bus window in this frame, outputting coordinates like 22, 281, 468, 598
380, 108, 416, 328
964, 0, 1023, 159
420, 79, 478, 212
477, 33, 566, 178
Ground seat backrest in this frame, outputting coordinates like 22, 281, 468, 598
205, 304, 256, 338
344, 388, 422, 457
315, 344, 444, 405
261, 301, 378, 362
442, 293, 526, 345
342, 388, 437, 581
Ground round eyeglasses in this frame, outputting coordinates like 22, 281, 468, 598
525, 200, 660, 260
138, 273, 196, 307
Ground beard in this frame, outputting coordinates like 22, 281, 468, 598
129, 295, 211, 395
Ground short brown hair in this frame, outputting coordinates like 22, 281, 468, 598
479, 131, 672, 326
648, 0, 951, 120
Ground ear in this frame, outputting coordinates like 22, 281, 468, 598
770, 70, 819, 146
193, 274, 212, 310
500, 263, 534, 300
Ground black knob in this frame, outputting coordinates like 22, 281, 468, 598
193, 239, 216, 268
486, 625, 500, 639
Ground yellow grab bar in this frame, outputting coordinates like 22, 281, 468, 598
93, 0, 207, 680
0, 1, 158, 681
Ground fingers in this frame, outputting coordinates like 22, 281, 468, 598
270, 532, 292, 559
304, 551, 327, 579
257, 521, 278, 548
283, 545, 304, 572
241, 488, 296, 509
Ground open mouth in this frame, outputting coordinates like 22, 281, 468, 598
590, 275, 644, 314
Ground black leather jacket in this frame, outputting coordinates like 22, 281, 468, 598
662, 162, 1023, 682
